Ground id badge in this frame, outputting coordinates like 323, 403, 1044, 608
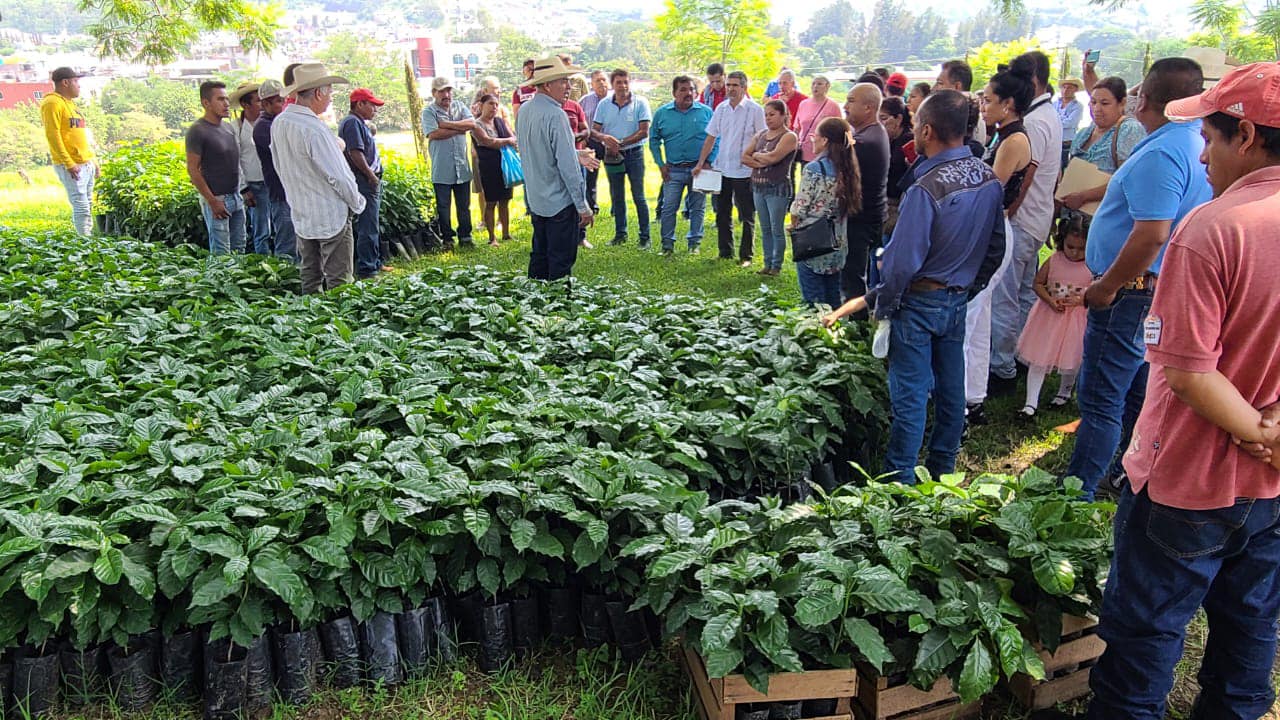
1143, 314, 1162, 346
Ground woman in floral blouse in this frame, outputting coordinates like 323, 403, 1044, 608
788, 117, 862, 307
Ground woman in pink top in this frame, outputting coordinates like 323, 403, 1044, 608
792, 75, 843, 169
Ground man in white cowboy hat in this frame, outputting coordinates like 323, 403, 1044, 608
516, 55, 595, 281
229, 81, 273, 256
269, 62, 366, 294
1056, 76, 1084, 168
186, 80, 245, 255
421, 75, 476, 248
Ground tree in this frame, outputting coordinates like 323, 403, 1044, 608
800, 0, 860, 47
99, 78, 200, 133
78, 0, 283, 65
489, 29, 544, 91
0, 0, 91, 35
654, 0, 781, 86
317, 32, 412, 131
966, 37, 1049, 90
1188, 0, 1280, 62
0, 111, 47, 171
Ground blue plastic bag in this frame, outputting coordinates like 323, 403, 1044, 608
500, 145, 524, 188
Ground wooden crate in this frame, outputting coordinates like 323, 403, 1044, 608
853, 665, 981, 720
1008, 614, 1107, 710
681, 644, 858, 720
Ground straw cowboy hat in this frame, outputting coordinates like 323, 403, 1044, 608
284, 62, 350, 95
1061, 77, 1084, 90
527, 56, 582, 86
1183, 47, 1240, 89
227, 81, 261, 105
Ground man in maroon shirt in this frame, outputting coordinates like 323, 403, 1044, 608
701, 62, 727, 110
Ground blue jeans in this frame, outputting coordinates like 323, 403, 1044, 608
607, 147, 649, 243
199, 191, 246, 255
53, 162, 95, 236
884, 289, 968, 483
796, 263, 842, 307
660, 166, 706, 251
753, 190, 789, 270
1065, 290, 1152, 498
1088, 486, 1280, 720
270, 197, 298, 263
989, 223, 1043, 377
245, 180, 273, 255
354, 177, 382, 278
529, 204, 579, 281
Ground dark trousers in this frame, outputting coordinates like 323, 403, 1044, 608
1088, 486, 1280, 720
842, 219, 883, 313
529, 204, 579, 281
715, 175, 755, 261
585, 140, 604, 213
353, 176, 382, 278
432, 181, 472, 243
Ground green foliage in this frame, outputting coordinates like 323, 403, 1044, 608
655, 0, 781, 89
99, 78, 201, 134
631, 470, 1112, 700
0, 225, 888, 650
317, 32, 413, 131
489, 29, 545, 91
95, 142, 435, 247
968, 37, 1051, 91
0, 111, 48, 171
0, 0, 91, 34
79, 0, 284, 65
1188, 0, 1280, 62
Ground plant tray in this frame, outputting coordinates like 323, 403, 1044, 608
1008, 614, 1106, 710
852, 665, 981, 720
681, 645, 858, 720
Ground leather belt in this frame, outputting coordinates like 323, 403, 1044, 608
1104, 273, 1157, 292
909, 279, 965, 293
668, 161, 696, 168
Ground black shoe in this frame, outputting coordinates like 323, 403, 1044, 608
661, 248, 674, 256
638, 239, 651, 250
965, 403, 988, 426
987, 373, 1018, 398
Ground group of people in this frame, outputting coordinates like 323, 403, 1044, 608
32, 49, 1280, 720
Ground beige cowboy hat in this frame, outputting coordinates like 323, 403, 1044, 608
228, 81, 261, 106
527, 55, 582, 86
284, 62, 350, 95
1183, 47, 1240, 89
1060, 76, 1084, 90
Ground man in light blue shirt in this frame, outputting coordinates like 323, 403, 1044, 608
1056, 77, 1085, 166
1066, 58, 1213, 499
650, 75, 714, 254
592, 68, 652, 247
517, 56, 595, 281
421, 75, 475, 247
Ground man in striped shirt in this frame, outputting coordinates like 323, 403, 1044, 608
270, 63, 366, 294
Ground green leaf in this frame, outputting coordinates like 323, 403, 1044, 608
462, 507, 491, 540
297, 536, 346, 567
222, 555, 249, 584
251, 553, 314, 620
1032, 552, 1076, 595
476, 558, 501, 598
957, 640, 998, 702
120, 549, 156, 599
701, 645, 743, 679
190, 534, 243, 560
571, 532, 605, 568
843, 617, 894, 674
92, 547, 124, 584
701, 611, 742, 652
190, 568, 237, 607
852, 564, 922, 612
115, 503, 179, 525
794, 581, 843, 628
509, 519, 536, 552
646, 550, 701, 579
913, 627, 961, 677
529, 530, 563, 558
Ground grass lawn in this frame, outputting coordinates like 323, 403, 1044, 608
3, 161, 1276, 720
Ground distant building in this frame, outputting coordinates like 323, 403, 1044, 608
0, 81, 50, 109
411, 37, 496, 86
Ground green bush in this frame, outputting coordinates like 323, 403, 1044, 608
96, 142, 434, 247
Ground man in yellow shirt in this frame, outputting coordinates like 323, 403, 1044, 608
40, 67, 96, 236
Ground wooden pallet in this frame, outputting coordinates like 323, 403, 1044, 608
1008, 614, 1106, 710
853, 665, 981, 720
681, 645, 858, 720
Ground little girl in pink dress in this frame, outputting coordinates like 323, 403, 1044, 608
1016, 215, 1092, 416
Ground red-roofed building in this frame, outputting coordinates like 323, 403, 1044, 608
0, 82, 50, 110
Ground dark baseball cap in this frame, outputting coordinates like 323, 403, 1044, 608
51, 67, 83, 83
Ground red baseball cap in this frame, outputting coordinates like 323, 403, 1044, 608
886, 72, 909, 91
1165, 62, 1280, 127
349, 88, 385, 106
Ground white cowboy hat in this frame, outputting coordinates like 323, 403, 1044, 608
227, 81, 261, 106
528, 56, 583, 86
1183, 47, 1240, 89
284, 62, 349, 95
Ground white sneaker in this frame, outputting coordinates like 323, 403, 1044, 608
1020, 405, 1036, 417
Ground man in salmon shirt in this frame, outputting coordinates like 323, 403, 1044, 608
1074, 62, 1280, 720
